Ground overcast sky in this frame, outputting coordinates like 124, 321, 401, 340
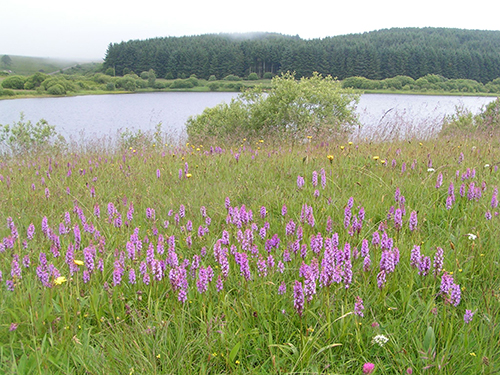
2, 0, 500, 61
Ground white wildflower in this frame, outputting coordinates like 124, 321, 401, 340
427, 168, 435, 172
467, 233, 477, 241
372, 334, 389, 347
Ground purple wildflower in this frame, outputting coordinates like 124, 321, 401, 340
6, 280, 15, 291
27, 223, 35, 240
297, 175, 305, 189
196, 266, 209, 293
409, 211, 418, 231
11, 259, 22, 280
344, 205, 351, 229
394, 208, 403, 231
236, 252, 251, 281
285, 220, 296, 236
377, 270, 387, 289
450, 283, 461, 306
446, 195, 453, 210
354, 296, 364, 317
440, 273, 454, 295
418, 256, 431, 276
372, 231, 380, 247
216, 275, 224, 292
22, 255, 30, 268
278, 281, 286, 295
491, 187, 499, 209
433, 247, 444, 277
312, 170, 318, 187
84, 247, 95, 273
83, 270, 90, 283
363, 253, 371, 272
410, 245, 421, 268
113, 261, 123, 286
436, 173, 443, 188
293, 281, 304, 316
463, 309, 475, 324
320, 168, 326, 189
128, 268, 136, 284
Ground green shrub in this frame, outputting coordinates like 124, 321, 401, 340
1, 75, 26, 89
24, 72, 48, 90
263, 72, 273, 79
140, 71, 150, 80
41, 77, 77, 92
93, 73, 111, 84
47, 84, 66, 95
148, 69, 156, 87
170, 79, 194, 89
187, 77, 199, 87
123, 79, 137, 91
223, 74, 242, 81
248, 73, 259, 80
187, 71, 359, 140
208, 82, 219, 91
440, 98, 500, 136
477, 97, 500, 130
208, 75, 217, 81
106, 82, 116, 91
153, 82, 167, 89
0, 88, 15, 97
105, 67, 115, 76
0, 113, 65, 155
342, 76, 379, 90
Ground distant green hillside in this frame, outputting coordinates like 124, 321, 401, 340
0, 55, 80, 75
103, 28, 500, 83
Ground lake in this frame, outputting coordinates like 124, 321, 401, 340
0, 92, 496, 141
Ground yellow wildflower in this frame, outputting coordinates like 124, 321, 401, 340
54, 276, 67, 285
74, 260, 84, 266
186, 173, 192, 178
373, 156, 379, 160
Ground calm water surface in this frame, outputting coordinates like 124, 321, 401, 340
0, 92, 496, 141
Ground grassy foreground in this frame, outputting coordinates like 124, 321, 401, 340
0, 135, 499, 374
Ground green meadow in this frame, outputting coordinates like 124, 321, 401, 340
1, 128, 499, 374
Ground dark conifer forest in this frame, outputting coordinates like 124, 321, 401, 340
103, 28, 500, 83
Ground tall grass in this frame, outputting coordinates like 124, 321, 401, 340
0, 130, 499, 374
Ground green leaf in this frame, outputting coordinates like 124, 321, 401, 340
229, 342, 241, 363
423, 326, 435, 353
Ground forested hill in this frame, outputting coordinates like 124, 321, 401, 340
103, 28, 500, 83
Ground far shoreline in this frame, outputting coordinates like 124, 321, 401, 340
2, 88, 499, 101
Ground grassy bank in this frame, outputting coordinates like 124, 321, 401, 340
0, 131, 499, 374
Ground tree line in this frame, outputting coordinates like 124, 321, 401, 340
102, 28, 500, 83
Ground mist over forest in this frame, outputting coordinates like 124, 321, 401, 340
103, 28, 500, 83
